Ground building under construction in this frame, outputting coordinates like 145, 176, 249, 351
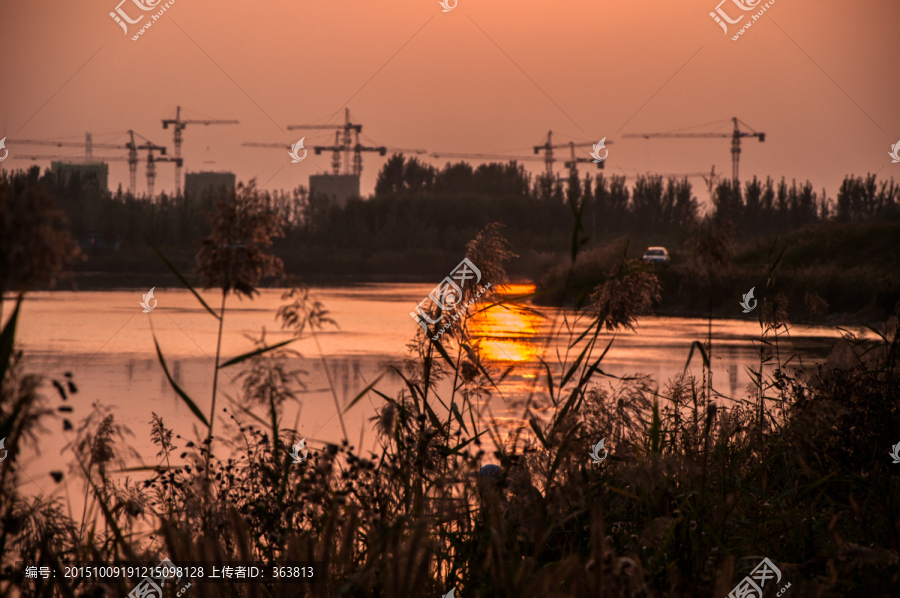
50, 161, 109, 191
184, 171, 235, 198
309, 174, 360, 208
9, 131, 176, 196
244, 108, 423, 208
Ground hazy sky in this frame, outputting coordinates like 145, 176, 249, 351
2, 0, 898, 204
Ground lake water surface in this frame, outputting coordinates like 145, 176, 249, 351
11, 284, 850, 504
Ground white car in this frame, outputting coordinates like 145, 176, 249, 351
641, 247, 670, 266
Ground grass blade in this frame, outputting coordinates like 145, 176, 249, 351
219, 338, 298, 368
0, 292, 23, 384
540, 358, 555, 402
451, 401, 469, 434
345, 371, 386, 411
428, 335, 458, 371
683, 340, 710, 373
441, 430, 487, 455
152, 331, 210, 427
650, 395, 661, 453
560, 340, 590, 388
529, 417, 549, 449
143, 232, 219, 320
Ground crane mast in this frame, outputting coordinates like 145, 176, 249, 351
534, 131, 608, 177
162, 106, 238, 195
287, 108, 363, 175
7, 132, 170, 196
246, 109, 423, 176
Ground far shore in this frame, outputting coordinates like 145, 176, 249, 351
5, 277, 887, 330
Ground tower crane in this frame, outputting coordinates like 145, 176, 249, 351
377, 147, 428, 156
429, 151, 549, 166
7, 147, 180, 197
562, 141, 604, 179
126, 130, 168, 196
431, 144, 603, 180
533, 131, 612, 177
162, 106, 239, 196
9, 154, 129, 163
311, 134, 387, 176
144, 149, 182, 197
243, 135, 425, 176
620, 166, 717, 180
327, 131, 341, 174
8, 133, 129, 162
287, 108, 361, 175
622, 117, 764, 184
8, 131, 170, 195
281, 109, 429, 175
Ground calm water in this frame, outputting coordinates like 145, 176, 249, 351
11, 285, 849, 503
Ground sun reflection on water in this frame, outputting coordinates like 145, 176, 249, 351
469, 284, 542, 364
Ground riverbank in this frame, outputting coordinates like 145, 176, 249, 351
535, 219, 900, 324
15, 219, 900, 327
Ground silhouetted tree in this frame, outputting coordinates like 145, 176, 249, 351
403, 158, 436, 194
565, 170, 582, 207
0, 168, 80, 318
713, 179, 743, 226
374, 154, 407, 196
670, 176, 698, 229
434, 162, 475, 194
837, 174, 900, 222
592, 174, 630, 233
473, 162, 531, 198
631, 175, 665, 232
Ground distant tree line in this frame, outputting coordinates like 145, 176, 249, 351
2, 157, 897, 281
712, 174, 900, 233
370, 155, 899, 237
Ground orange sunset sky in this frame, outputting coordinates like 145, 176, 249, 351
1, 0, 898, 204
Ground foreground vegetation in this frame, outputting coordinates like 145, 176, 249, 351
1, 178, 899, 598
